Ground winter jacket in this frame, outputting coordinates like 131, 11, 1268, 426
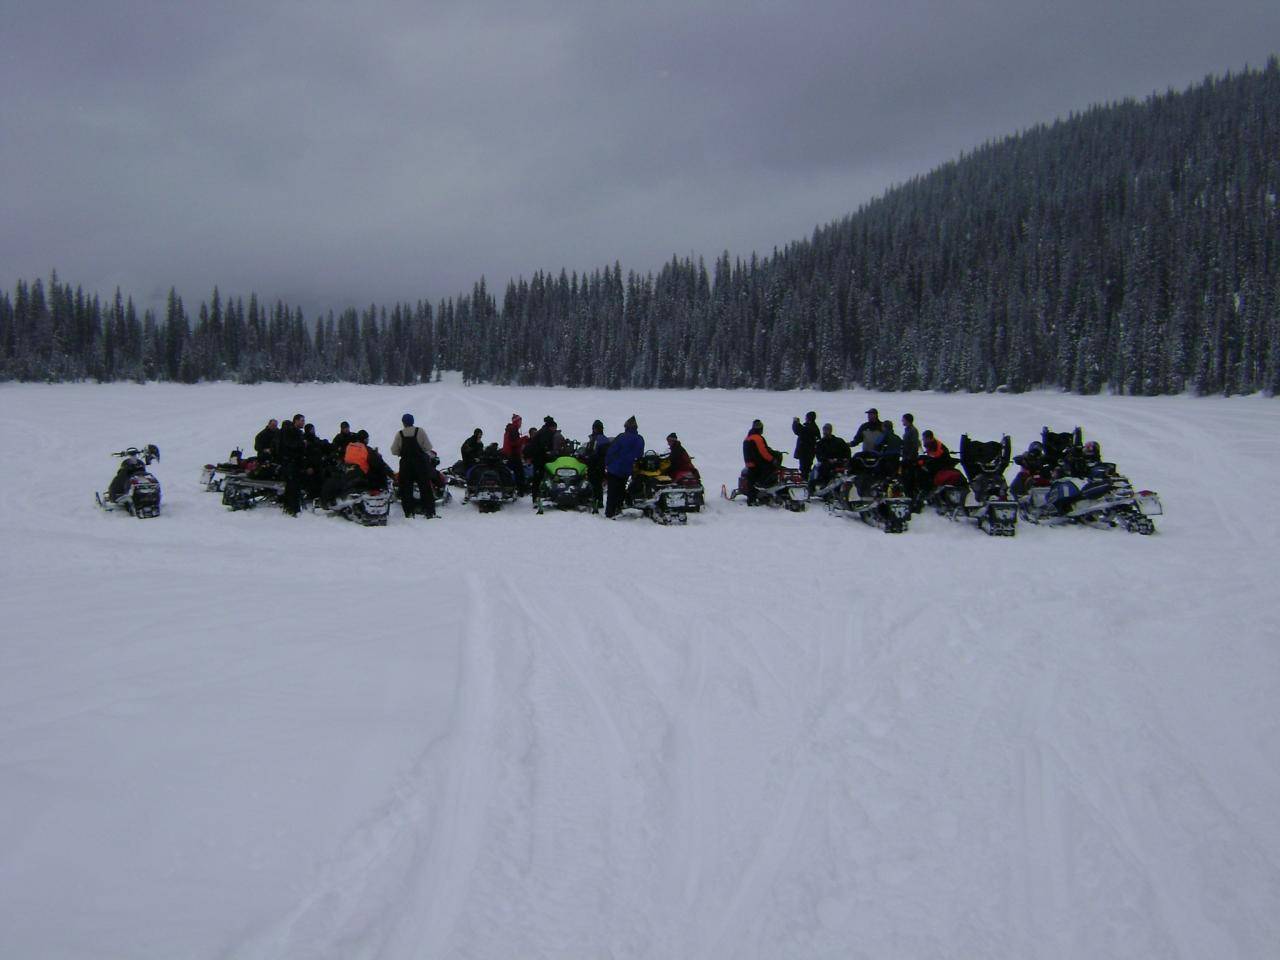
816, 433, 851, 462
460, 435, 484, 467
900, 424, 920, 462
391, 426, 432, 464
851, 419, 881, 450
792, 419, 820, 459
878, 429, 903, 458
580, 432, 609, 467
664, 441, 698, 479
501, 421, 523, 457
254, 425, 279, 460
344, 441, 370, 474
278, 422, 305, 465
605, 427, 645, 477
743, 431, 776, 468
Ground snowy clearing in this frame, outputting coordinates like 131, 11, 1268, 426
1, 379, 1278, 960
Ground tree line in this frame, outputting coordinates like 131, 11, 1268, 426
2, 58, 1277, 395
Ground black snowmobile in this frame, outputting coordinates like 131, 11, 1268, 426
221, 461, 286, 511
1017, 427, 1163, 535
97, 445, 162, 518
461, 453, 518, 513
828, 450, 912, 533
929, 435, 1018, 536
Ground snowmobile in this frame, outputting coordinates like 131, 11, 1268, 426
538, 456, 596, 514
97, 445, 162, 518
723, 455, 809, 511
200, 448, 247, 493
1017, 428, 1163, 534
828, 450, 912, 533
929, 435, 1018, 536
317, 485, 392, 526
221, 462, 286, 511
627, 451, 700, 525
462, 458, 519, 513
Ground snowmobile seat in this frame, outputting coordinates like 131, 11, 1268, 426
960, 435, 1011, 482
1041, 427, 1083, 469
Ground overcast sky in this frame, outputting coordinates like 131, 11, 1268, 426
3, 0, 1277, 317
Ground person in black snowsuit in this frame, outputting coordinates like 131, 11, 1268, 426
301, 423, 330, 501
579, 420, 609, 510
527, 416, 558, 507
391, 413, 435, 518
813, 424, 851, 491
792, 412, 820, 488
460, 428, 484, 470
331, 421, 353, 457
254, 419, 280, 461
277, 413, 307, 515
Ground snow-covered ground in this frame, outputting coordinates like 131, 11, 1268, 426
1, 378, 1278, 960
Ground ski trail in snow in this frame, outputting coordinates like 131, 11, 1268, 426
229, 575, 497, 960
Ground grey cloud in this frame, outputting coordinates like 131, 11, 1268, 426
2, 0, 1277, 318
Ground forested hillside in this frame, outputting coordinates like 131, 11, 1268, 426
2, 59, 1276, 394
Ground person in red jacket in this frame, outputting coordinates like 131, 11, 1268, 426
500, 414, 526, 496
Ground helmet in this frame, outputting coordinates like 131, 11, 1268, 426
1083, 440, 1101, 461
1028, 441, 1044, 455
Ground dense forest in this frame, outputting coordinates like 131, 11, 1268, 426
2, 59, 1277, 395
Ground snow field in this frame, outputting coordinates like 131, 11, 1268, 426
1, 379, 1278, 959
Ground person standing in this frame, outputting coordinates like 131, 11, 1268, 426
579, 420, 609, 510
792, 412, 820, 487
900, 413, 921, 498
604, 416, 644, 517
528, 416, 559, 509
852, 407, 884, 452
278, 413, 306, 516
391, 413, 436, 519
500, 414, 526, 496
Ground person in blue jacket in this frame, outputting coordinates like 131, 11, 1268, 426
604, 415, 644, 517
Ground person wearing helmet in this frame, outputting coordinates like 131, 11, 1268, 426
1011, 439, 1051, 497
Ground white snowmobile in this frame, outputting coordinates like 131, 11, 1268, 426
1017, 429, 1162, 535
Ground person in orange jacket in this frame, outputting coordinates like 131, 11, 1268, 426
742, 419, 780, 504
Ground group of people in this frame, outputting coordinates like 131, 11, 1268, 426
249, 414, 438, 517
241, 405, 1035, 520
743, 408, 960, 505
244, 411, 705, 521
455, 414, 699, 518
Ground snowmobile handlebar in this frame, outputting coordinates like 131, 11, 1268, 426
112, 444, 161, 463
